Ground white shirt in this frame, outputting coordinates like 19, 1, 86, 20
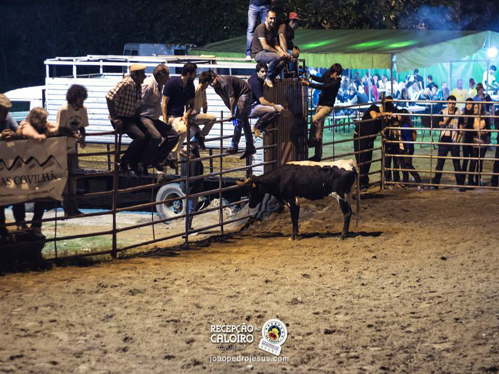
56, 103, 89, 152
140, 75, 162, 120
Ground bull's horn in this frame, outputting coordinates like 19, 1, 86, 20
236, 177, 252, 186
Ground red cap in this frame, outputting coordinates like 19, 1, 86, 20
288, 12, 304, 21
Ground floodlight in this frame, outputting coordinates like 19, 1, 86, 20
487, 47, 498, 59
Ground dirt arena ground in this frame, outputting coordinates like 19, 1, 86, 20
1, 187, 498, 374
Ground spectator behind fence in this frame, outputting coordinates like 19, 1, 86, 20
468, 103, 490, 186
354, 97, 395, 189
460, 99, 475, 185
398, 109, 422, 185
437, 82, 450, 101
252, 8, 286, 88
382, 110, 401, 183
398, 88, 410, 108
162, 62, 197, 160
246, 0, 272, 61
467, 78, 477, 99
483, 65, 497, 93
106, 63, 147, 176
56, 84, 89, 217
408, 81, 421, 104
205, 71, 256, 159
247, 62, 283, 138
450, 78, 467, 110
301, 63, 342, 162
490, 107, 499, 187
430, 96, 465, 190
473, 83, 492, 113
140, 64, 179, 172
18, 107, 58, 238
0, 94, 28, 242
426, 75, 437, 91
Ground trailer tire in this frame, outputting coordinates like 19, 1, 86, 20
155, 183, 185, 223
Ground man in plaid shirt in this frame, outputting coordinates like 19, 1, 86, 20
106, 63, 147, 175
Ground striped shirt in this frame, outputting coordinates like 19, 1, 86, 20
106, 76, 142, 118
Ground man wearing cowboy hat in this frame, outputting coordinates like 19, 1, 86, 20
106, 63, 148, 176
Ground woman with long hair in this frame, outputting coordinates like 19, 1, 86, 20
468, 103, 490, 186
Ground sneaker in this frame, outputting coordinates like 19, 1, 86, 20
227, 147, 238, 155
245, 55, 252, 62
264, 78, 273, 88
240, 148, 257, 159
429, 186, 439, 190
253, 127, 263, 138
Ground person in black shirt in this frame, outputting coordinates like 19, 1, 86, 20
246, 0, 272, 61
203, 71, 256, 159
277, 12, 302, 76
252, 8, 287, 87
248, 62, 283, 137
301, 63, 342, 162
353, 98, 395, 189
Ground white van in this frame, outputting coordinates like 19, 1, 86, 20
4, 85, 45, 123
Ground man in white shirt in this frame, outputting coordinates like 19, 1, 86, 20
140, 64, 179, 171
483, 65, 497, 93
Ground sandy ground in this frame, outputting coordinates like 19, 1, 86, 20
1, 187, 499, 374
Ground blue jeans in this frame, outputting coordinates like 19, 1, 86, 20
246, 4, 269, 57
255, 50, 283, 79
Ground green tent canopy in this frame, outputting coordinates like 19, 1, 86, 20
190, 30, 499, 71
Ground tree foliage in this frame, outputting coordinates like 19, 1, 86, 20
0, 0, 497, 91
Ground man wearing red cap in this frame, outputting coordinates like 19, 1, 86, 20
278, 12, 302, 76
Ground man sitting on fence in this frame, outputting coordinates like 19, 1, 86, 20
430, 95, 465, 190
140, 64, 179, 172
247, 62, 283, 137
106, 63, 148, 176
252, 8, 287, 88
191, 73, 217, 150
162, 62, 201, 159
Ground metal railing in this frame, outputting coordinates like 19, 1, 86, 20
1, 113, 279, 260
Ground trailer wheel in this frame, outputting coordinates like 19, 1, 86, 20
156, 183, 185, 223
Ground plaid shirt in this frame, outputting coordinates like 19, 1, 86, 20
106, 76, 142, 118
